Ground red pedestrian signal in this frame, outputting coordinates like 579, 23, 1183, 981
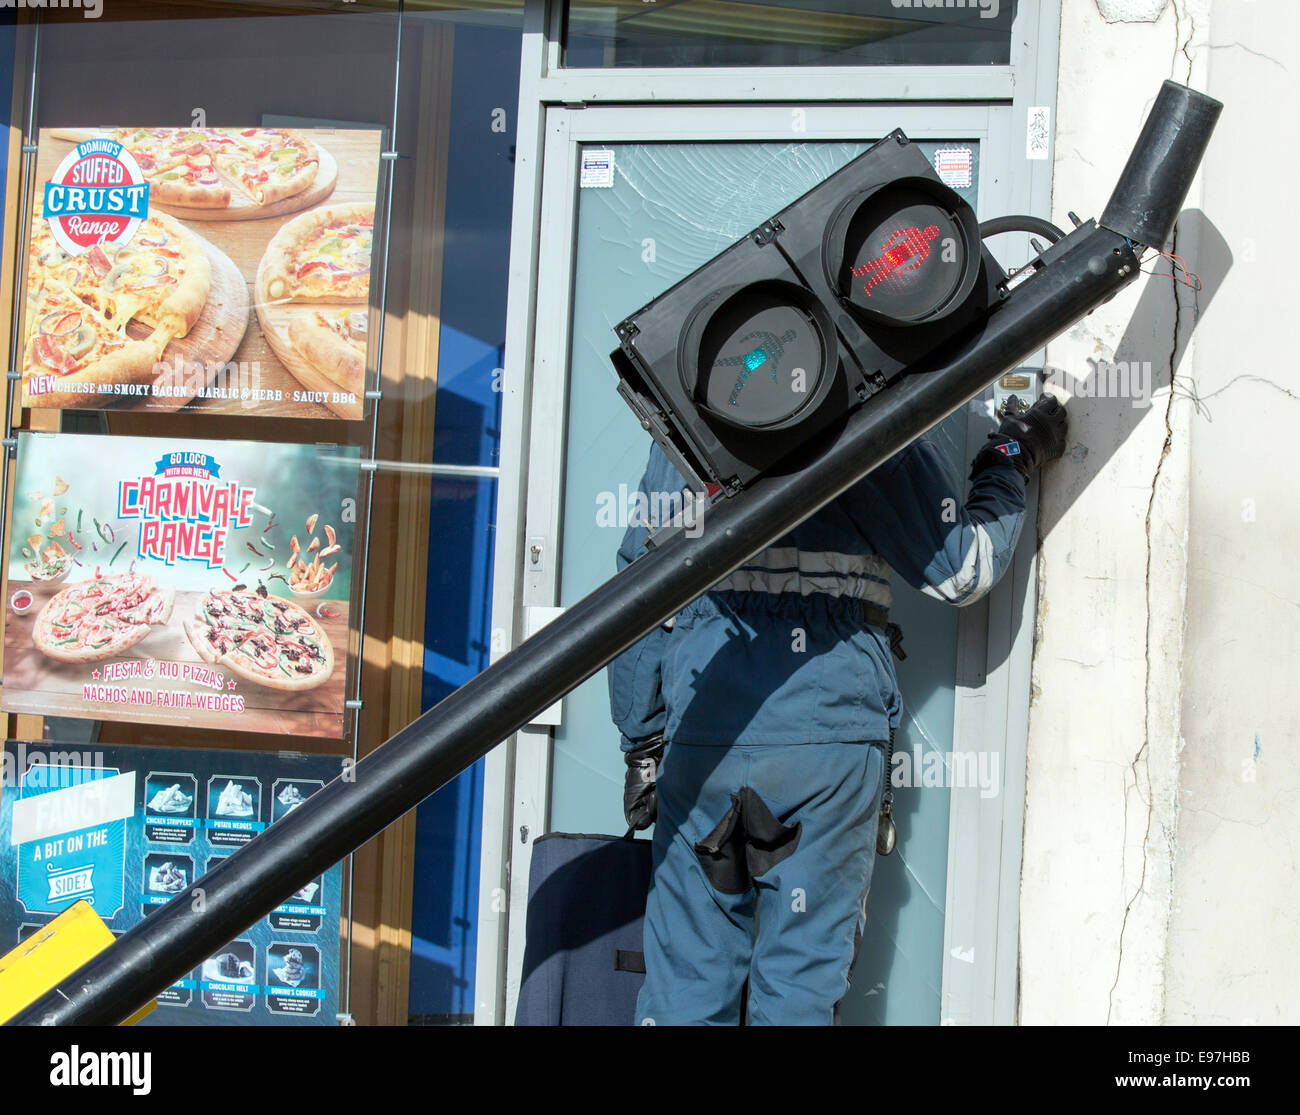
853, 223, 941, 295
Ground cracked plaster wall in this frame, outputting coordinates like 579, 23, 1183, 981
1162, 0, 1300, 1024
1019, 0, 1292, 1023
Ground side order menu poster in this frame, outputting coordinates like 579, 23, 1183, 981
23, 125, 381, 421
1, 433, 360, 738
0, 742, 343, 1025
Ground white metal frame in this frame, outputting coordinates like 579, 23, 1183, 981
943, 0, 1061, 1026
475, 0, 1061, 1027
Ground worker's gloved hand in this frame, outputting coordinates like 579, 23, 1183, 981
970, 393, 1068, 481
623, 735, 665, 831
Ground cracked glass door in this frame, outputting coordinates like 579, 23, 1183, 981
545, 130, 984, 1025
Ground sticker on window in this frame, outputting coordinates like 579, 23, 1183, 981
580, 148, 615, 188
933, 147, 973, 190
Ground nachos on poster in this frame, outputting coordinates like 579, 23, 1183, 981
3, 434, 359, 738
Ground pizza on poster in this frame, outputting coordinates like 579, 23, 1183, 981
23, 126, 382, 421
1, 432, 360, 739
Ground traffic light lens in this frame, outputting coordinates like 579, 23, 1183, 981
839, 190, 970, 324
696, 289, 827, 429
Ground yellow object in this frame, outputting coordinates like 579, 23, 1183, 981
0, 900, 155, 1025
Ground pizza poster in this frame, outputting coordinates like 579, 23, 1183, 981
1, 432, 360, 739
0, 741, 344, 1026
22, 125, 382, 420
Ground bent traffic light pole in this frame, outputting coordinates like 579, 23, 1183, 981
9, 81, 1221, 1027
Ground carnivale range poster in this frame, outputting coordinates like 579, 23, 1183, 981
2, 433, 359, 738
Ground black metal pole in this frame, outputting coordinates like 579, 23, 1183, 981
9, 82, 1221, 1027
1101, 79, 1224, 249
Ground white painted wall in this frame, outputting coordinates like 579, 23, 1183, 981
1021, 0, 1298, 1023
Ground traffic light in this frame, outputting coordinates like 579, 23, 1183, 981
612, 129, 1007, 493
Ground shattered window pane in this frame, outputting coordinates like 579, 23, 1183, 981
554, 140, 984, 1025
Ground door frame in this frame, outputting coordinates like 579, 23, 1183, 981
477, 0, 1061, 1027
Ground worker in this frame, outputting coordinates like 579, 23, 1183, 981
609, 393, 1068, 1025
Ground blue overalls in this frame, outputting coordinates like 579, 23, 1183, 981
608, 435, 1027, 1025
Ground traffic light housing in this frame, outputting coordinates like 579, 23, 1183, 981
612, 129, 1008, 493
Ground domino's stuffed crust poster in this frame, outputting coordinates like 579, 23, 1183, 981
25, 126, 382, 421
1, 741, 344, 1026
1, 432, 359, 738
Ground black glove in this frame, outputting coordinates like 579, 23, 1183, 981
970, 393, 1068, 481
623, 735, 665, 831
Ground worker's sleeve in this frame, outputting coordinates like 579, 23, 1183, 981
841, 437, 1027, 606
606, 446, 681, 753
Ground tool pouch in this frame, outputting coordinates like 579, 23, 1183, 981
693, 786, 802, 894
